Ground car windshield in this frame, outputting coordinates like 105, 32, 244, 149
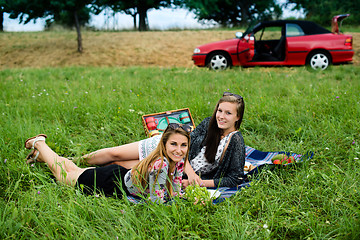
243, 21, 260, 36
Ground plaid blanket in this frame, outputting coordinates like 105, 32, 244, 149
127, 146, 314, 204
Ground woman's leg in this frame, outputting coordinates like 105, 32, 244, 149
26, 138, 92, 187
80, 141, 140, 166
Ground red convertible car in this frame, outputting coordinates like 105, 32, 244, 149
192, 15, 354, 70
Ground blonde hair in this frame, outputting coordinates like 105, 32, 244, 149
131, 126, 190, 197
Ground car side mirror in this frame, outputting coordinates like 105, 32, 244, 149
235, 32, 243, 38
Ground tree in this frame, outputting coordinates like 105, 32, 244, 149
1, 0, 17, 31
180, 0, 282, 27
0, 4, 3, 31
287, 0, 360, 26
6, 0, 95, 52
95, 0, 173, 31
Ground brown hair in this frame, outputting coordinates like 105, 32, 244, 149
204, 95, 245, 163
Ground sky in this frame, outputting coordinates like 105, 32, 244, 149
3, 8, 206, 31
3, 2, 304, 32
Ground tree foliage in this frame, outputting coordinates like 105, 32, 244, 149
180, 0, 282, 27
5, 0, 95, 52
287, 0, 360, 26
94, 0, 173, 31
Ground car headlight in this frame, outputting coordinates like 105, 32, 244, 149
193, 48, 201, 54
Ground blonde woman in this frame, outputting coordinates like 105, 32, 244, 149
24, 123, 191, 203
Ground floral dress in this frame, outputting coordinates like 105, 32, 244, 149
124, 157, 184, 203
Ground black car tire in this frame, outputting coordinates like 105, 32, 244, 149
307, 51, 331, 70
207, 52, 231, 70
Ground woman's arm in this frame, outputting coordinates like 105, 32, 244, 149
183, 117, 211, 188
183, 159, 203, 187
189, 117, 210, 160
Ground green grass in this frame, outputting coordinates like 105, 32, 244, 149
1, 65, 359, 239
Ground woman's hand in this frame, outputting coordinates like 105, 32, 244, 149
182, 174, 203, 189
182, 179, 190, 189
187, 172, 203, 186
184, 159, 203, 187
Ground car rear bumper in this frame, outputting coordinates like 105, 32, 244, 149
192, 54, 207, 67
330, 49, 354, 63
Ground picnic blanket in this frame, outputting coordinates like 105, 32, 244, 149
126, 146, 314, 204
210, 146, 314, 203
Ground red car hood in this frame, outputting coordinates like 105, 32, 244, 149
196, 38, 240, 53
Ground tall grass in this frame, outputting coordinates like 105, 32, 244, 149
1, 65, 359, 239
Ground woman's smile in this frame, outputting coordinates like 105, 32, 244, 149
165, 133, 189, 162
216, 102, 240, 135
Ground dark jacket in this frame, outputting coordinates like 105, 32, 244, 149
189, 117, 245, 187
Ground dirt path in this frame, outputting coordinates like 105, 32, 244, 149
0, 31, 358, 69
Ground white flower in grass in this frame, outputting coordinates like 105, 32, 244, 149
325, 147, 329, 150
354, 157, 359, 160
129, 109, 135, 113
263, 224, 268, 229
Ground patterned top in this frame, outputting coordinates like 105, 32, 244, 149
190, 131, 237, 175
139, 135, 162, 160
124, 157, 184, 203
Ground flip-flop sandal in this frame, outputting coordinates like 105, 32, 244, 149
26, 149, 40, 164
24, 134, 47, 149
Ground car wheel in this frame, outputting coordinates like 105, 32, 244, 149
307, 51, 331, 70
208, 53, 230, 70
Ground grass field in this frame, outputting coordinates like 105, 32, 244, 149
1, 64, 359, 239
0, 30, 360, 239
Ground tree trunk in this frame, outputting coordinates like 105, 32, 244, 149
138, 6, 148, 31
74, 10, 83, 53
0, 10, 3, 32
240, 3, 247, 26
132, 13, 137, 30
